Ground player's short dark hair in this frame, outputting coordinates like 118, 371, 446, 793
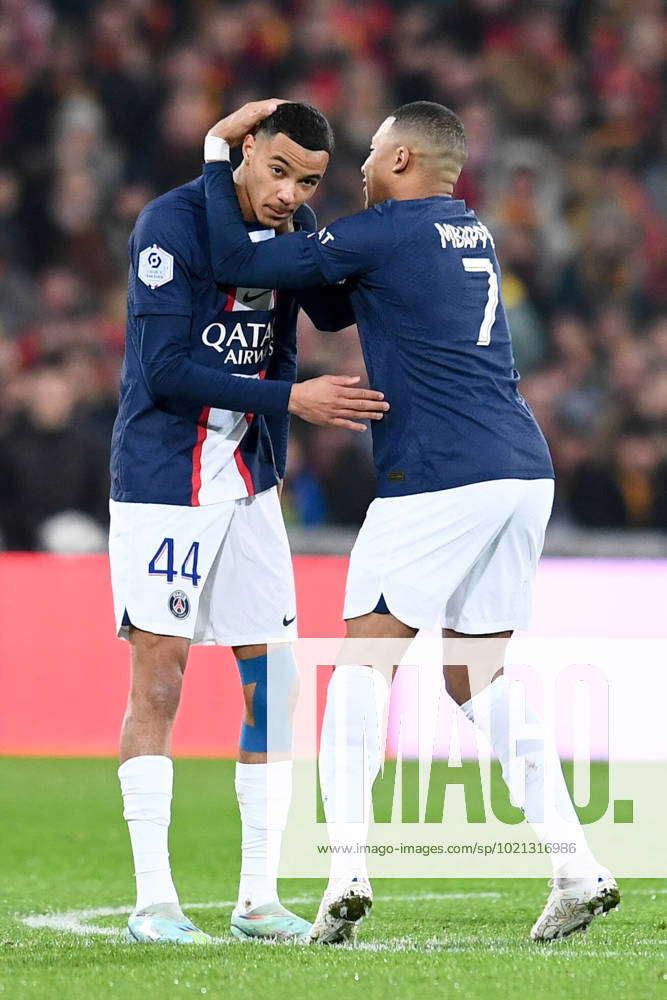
391, 101, 468, 163
256, 102, 335, 155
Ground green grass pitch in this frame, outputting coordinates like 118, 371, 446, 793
1, 758, 665, 1000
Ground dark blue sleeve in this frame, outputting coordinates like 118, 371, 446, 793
292, 203, 356, 331
263, 294, 298, 477
296, 286, 356, 331
130, 208, 196, 317
203, 161, 394, 288
138, 314, 292, 415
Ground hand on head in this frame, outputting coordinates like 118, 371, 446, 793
207, 100, 289, 147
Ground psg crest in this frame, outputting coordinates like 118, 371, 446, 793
168, 590, 190, 620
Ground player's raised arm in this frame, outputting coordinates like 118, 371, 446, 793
204, 156, 323, 289
203, 156, 393, 290
208, 106, 355, 330
203, 106, 395, 290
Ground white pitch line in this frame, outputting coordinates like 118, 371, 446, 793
623, 887, 667, 895
18, 892, 501, 939
17, 887, 664, 945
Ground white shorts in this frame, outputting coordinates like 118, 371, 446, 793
344, 478, 554, 633
109, 487, 297, 646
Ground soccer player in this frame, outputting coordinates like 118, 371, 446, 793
201, 100, 620, 944
109, 100, 389, 945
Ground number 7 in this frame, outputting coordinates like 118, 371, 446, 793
462, 257, 498, 346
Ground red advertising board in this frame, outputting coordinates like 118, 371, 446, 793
0, 554, 346, 756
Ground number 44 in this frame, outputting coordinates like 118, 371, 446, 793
462, 257, 499, 346
148, 537, 201, 587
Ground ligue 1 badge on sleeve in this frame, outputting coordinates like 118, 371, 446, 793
168, 590, 190, 620
138, 244, 174, 289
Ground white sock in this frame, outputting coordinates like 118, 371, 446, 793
235, 760, 292, 913
461, 675, 597, 877
318, 664, 389, 883
118, 755, 179, 912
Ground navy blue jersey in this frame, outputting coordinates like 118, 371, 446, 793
204, 162, 554, 498
111, 176, 350, 506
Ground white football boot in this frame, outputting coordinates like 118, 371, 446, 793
309, 875, 373, 944
531, 868, 620, 941
230, 901, 311, 943
126, 902, 211, 944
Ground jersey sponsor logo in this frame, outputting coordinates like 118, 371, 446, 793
282, 614, 296, 627
317, 227, 334, 245
433, 222, 494, 250
138, 244, 174, 288
168, 589, 190, 619
201, 320, 274, 365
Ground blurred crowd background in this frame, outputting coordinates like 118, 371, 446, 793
0, 0, 666, 550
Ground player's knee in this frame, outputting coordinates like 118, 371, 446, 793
148, 679, 182, 720
131, 672, 183, 721
236, 646, 298, 754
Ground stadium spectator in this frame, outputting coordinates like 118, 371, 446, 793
0, 357, 110, 550
282, 436, 328, 527
567, 419, 667, 529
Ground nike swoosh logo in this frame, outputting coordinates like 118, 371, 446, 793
242, 290, 269, 304
283, 615, 296, 627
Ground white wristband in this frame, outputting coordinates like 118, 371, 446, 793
204, 135, 231, 163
